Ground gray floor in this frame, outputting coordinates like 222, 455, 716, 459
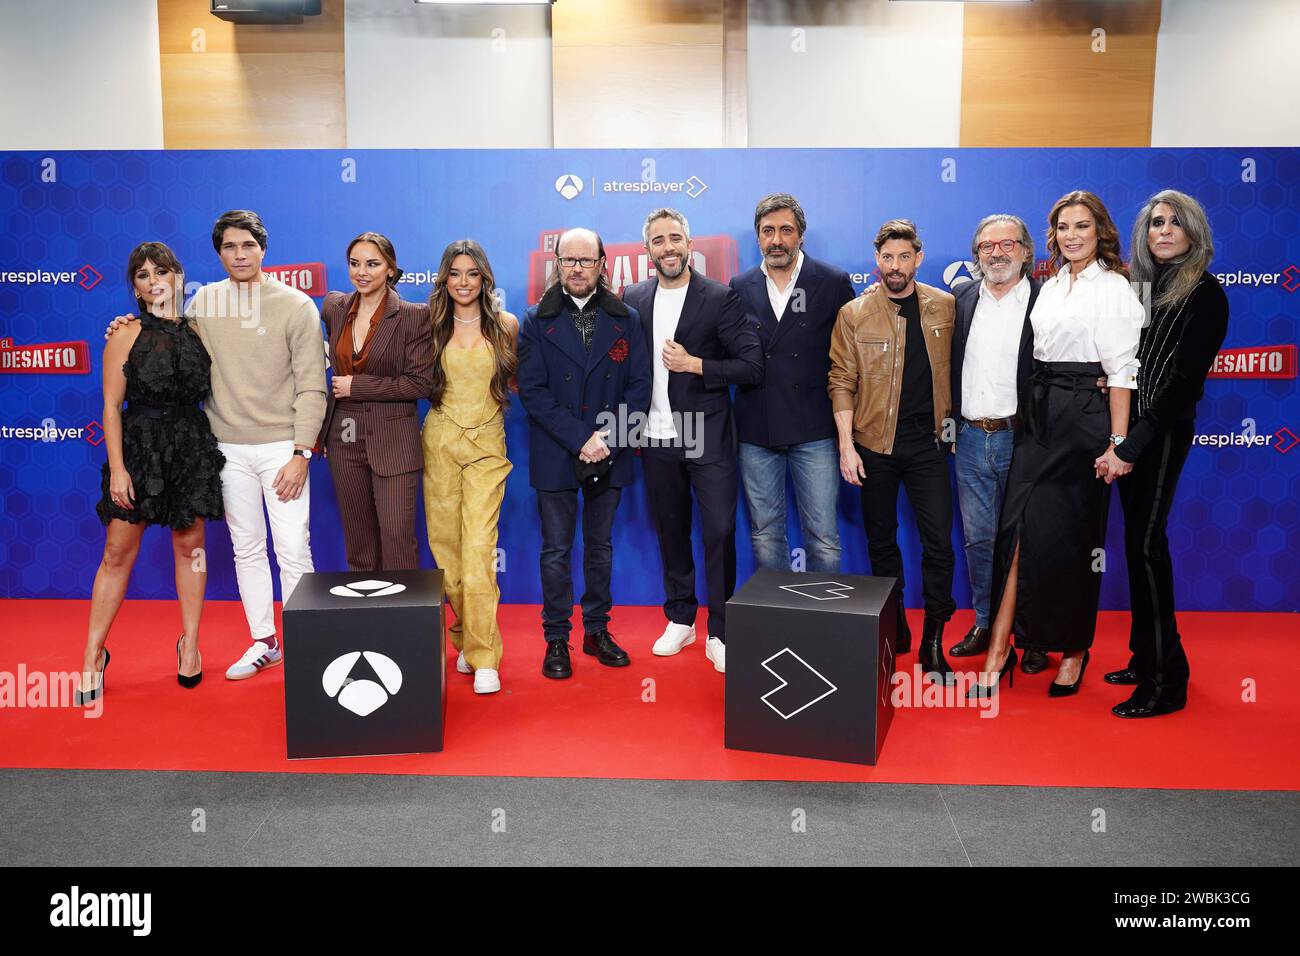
2, 769, 1296, 866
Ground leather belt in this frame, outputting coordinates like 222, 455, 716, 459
964, 415, 1017, 433
128, 403, 194, 422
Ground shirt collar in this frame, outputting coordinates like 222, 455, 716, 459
761, 249, 804, 283
979, 275, 1030, 304
567, 292, 595, 312
1057, 259, 1106, 282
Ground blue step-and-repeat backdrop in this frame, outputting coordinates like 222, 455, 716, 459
1, 148, 1296, 612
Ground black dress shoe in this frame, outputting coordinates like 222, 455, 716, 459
948, 625, 989, 657
1048, 650, 1090, 698
919, 618, 956, 686
583, 630, 630, 667
896, 604, 912, 655
542, 639, 572, 679
1112, 687, 1186, 719
1104, 667, 1140, 685
1021, 647, 1049, 675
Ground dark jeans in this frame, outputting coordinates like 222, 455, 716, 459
1119, 422, 1194, 696
857, 433, 956, 623
642, 444, 738, 641
537, 486, 622, 642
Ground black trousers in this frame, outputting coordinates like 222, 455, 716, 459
642, 445, 738, 641
537, 486, 622, 641
857, 433, 956, 623
1118, 421, 1194, 697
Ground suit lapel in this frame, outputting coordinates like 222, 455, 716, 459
751, 270, 779, 338
542, 301, 591, 370
672, 270, 706, 345
769, 258, 813, 347
586, 309, 626, 378
363, 291, 403, 371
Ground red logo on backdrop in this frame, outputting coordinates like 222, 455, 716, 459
0, 338, 92, 374
78, 265, 103, 290
1281, 265, 1300, 293
1274, 427, 1299, 453
1207, 345, 1297, 380
263, 263, 327, 297
85, 421, 105, 445
527, 231, 739, 303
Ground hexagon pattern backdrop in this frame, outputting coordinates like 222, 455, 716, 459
0, 149, 1296, 612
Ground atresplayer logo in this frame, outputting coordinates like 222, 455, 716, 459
49, 886, 151, 936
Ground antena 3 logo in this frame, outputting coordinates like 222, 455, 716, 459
50, 886, 151, 936
554, 170, 709, 200
0, 265, 102, 289
322, 651, 403, 716
555, 173, 584, 200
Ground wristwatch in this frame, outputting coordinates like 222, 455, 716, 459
294, 448, 313, 460
1109, 434, 1126, 447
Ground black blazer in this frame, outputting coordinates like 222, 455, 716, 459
951, 276, 1040, 423
729, 254, 856, 447
622, 268, 763, 464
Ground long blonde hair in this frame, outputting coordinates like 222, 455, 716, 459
428, 239, 516, 409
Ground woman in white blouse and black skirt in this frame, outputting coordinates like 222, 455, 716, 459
970, 190, 1144, 698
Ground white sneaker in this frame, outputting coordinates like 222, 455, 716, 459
652, 621, 696, 656
225, 640, 282, 680
473, 668, 501, 694
705, 637, 725, 673
456, 651, 472, 674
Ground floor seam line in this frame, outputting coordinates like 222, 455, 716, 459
936, 785, 973, 867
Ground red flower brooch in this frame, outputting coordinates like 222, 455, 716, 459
608, 338, 629, 363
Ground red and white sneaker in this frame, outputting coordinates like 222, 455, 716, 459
225, 640, 283, 680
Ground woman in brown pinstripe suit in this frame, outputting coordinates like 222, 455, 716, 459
318, 233, 434, 571
422, 240, 518, 695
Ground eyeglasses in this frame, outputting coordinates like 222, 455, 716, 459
977, 239, 1022, 255
557, 256, 602, 269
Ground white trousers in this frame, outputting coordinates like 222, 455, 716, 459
218, 440, 314, 639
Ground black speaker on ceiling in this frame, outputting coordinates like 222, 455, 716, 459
211, 1, 322, 25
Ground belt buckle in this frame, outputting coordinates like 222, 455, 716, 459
979, 418, 998, 433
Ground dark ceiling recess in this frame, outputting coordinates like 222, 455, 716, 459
210, 1, 323, 25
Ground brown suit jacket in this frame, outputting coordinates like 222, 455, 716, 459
317, 288, 433, 476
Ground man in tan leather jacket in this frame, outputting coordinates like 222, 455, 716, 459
828, 219, 957, 685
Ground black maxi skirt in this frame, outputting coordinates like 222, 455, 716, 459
988, 360, 1112, 652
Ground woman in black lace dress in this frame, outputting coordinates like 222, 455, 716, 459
76, 242, 225, 705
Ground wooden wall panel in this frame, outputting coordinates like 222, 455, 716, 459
552, 0, 746, 148
960, 0, 1162, 147
158, 0, 345, 148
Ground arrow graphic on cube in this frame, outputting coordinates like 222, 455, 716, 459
760, 648, 838, 720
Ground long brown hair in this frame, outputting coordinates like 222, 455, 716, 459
428, 239, 516, 409
125, 241, 184, 316
1046, 190, 1126, 276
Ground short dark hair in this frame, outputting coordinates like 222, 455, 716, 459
212, 210, 268, 252
754, 193, 806, 236
874, 218, 922, 253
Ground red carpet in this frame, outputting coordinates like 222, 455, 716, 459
2, 599, 1296, 790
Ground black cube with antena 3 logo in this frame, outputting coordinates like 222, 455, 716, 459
724, 569, 899, 766
282, 569, 446, 759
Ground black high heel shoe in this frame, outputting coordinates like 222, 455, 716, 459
1048, 650, 1089, 698
177, 635, 202, 689
75, 647, 110, 706
966, 647, 1017, 699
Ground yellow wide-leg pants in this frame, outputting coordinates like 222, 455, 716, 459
421, 409, 512, 670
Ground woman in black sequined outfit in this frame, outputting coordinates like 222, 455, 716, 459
76, 243, 225, 705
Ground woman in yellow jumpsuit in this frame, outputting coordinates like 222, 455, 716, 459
422, 240, 518, 695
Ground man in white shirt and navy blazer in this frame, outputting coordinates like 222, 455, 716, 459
622, 208, 763, 674
948, 214, 1045, 673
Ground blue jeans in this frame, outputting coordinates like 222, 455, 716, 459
739, 438, 841, 573
954, 421, 1015, 628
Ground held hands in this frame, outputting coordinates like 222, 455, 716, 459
1094, 445, 1133, 484
105, 314, 138, 340
273, 455, 309, 502
332, 375, 352, 399
579, 430, 611, 464
109, 468, 135, 510
662, 340, 702, 375
839, 444, 867, 486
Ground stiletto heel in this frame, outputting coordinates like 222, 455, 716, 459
1048, 650, 1089, 698
177, 635, 202, 689
75, 647, 109, 706
967, 647, 1017, 699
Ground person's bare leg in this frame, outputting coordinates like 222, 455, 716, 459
976, 542, 1020, 688
80, 520, 145, 692
1055, 649, 1085, 684
173, 519, 206, 677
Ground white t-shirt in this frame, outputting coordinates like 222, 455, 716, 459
647, 283, 689, 439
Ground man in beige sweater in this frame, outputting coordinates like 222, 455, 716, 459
111, 210, 327, 680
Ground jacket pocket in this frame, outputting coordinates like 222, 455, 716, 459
854, 337, 891, 379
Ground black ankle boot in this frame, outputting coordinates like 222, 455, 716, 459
919, 618, 956, 685
896, 602, 912, 654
